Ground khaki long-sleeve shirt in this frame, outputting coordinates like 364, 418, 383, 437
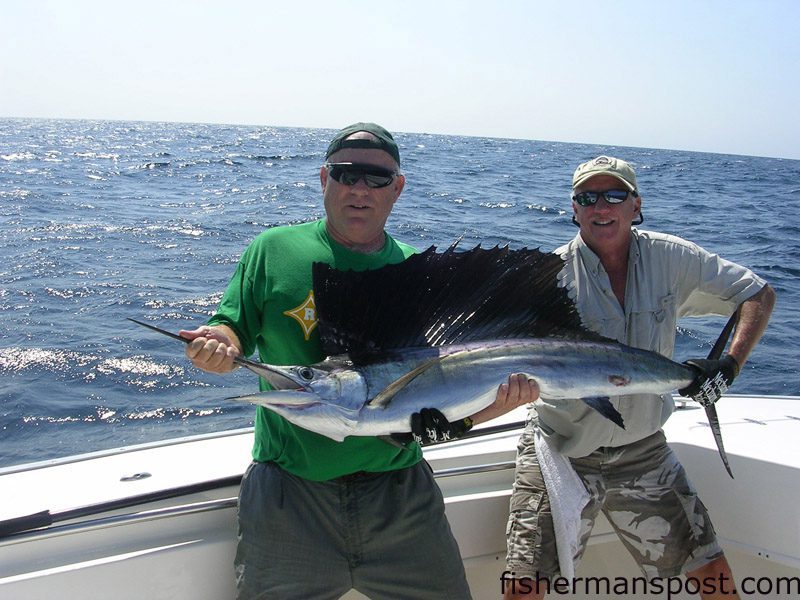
535, 229, 766, 457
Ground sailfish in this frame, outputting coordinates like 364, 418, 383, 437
226, 243, 698, 439
134, 244, 704, 444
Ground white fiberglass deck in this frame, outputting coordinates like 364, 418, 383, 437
1, 395, 798, 599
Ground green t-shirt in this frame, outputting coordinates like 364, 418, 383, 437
208, 219, 422, 480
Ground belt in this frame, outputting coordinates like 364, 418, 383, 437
333, 470, 377, 483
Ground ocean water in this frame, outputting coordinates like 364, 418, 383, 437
1, 118, 798, 469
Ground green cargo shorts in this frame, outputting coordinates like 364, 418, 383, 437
235, 460, 472, 600
506, 427, 723, 580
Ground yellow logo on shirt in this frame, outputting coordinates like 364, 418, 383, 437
283, 290, 318, 340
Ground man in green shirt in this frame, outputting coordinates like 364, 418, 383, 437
181, 123, 536, 599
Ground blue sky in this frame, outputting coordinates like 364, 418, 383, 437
2, 0, 798, 159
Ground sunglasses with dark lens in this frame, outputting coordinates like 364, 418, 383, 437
325, 162, 397, 189
572, 189, 630, 206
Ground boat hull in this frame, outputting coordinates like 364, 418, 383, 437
2, 395, 799, 599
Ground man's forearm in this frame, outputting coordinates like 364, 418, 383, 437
728, 284, 776, 367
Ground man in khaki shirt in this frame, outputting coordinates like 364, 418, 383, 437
504, 156, 775, 600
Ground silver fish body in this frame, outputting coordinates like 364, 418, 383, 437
231, 338, 696, 442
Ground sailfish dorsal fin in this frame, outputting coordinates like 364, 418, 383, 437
312, 242, 609, 361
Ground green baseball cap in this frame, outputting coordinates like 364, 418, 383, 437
325, 122, 401, 166
573, 155, 638, 193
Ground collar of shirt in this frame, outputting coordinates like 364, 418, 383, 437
573, 230, 642, 277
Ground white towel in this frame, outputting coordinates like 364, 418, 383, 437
533, 428, 590, 580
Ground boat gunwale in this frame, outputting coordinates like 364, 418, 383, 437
0, 460, 518, 543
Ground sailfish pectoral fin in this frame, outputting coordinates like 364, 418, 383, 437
369, 357, 443, 408
368, 348, 475, 408
580, 396, 625, 429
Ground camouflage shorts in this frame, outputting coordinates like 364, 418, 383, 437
506, 427, 723, 579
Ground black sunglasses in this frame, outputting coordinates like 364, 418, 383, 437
325, 162, 398, 189
572, 189, 633, 206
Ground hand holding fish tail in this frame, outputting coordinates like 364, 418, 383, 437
678, 354, 739, 407
470, 373, 539, 425
180, 324, 242, 374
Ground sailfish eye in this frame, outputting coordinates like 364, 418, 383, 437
298, 367, 315, 381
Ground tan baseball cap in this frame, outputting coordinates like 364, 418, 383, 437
572, 155, 638, 193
